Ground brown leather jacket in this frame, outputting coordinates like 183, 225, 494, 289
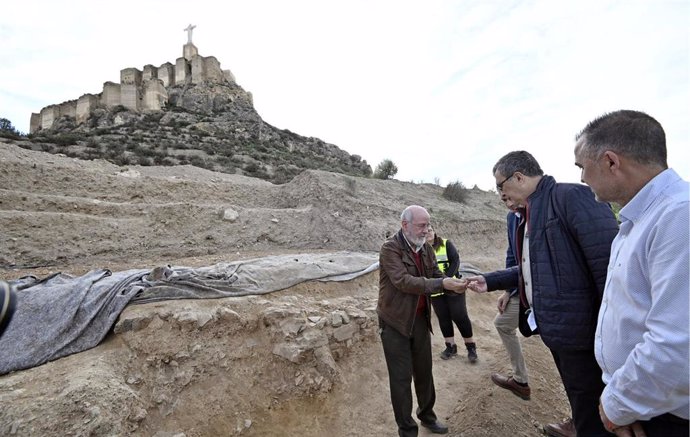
377, 229, 445, 337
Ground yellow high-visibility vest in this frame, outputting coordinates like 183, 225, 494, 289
431, 239, 448, 297
435, 239, 449, 274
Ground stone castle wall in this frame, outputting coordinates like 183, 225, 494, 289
31, 42, 236, 133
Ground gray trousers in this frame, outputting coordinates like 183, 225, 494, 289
493, 294, 529, 384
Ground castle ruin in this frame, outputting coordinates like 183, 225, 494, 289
30, 25, 237, 133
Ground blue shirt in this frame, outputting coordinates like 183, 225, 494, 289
595, 168, 689, 424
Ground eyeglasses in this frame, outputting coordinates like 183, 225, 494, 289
412, 222, 431, 230
496, 173, 515, 192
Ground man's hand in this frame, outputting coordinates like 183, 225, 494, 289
442, 277, 467, 294
465, 275, 488, 293
599, 402, 647, 437
497, 291, 510, 313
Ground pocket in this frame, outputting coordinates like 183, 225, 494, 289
518, 305, 539, 337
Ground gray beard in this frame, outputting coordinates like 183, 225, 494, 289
409, 236, 425, 251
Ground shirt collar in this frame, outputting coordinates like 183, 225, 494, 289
619, 168, 681, 223
401, 231, 423, 253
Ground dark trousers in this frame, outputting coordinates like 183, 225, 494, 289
431, 293, 473, 339
640, 413, 689, 436
380, 317, 437, 437
550, 348, 612, 436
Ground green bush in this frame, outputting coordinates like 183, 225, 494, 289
443, 181, 469, 204
373, 159, 398, 180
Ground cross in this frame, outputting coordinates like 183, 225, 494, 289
184, 24, 196, 44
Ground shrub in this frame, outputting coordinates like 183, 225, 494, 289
443, 180, 469, 203
51, 133, 84, 146
373, 159, 398, 180
244, 162, 259, 173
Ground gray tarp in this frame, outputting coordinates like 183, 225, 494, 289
0, 251, 379, 375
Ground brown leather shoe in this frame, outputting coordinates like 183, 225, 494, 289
490, 373, 531, 400
543, 418, 576, 437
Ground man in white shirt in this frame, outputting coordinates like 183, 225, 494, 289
574, 110, 689, 436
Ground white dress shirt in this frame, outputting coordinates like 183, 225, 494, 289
595, 168, 689, 424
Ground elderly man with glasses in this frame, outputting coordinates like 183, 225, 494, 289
377, 205, 467, 437
465, 151, 619, 437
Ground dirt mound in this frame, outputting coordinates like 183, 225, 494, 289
0, 140, 571, 436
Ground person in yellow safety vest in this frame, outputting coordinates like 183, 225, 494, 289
426, 226, 478, 363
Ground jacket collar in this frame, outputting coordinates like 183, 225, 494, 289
396, 229, 427, 255
527, 175, 555, 204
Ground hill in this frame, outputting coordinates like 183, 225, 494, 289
22, 79, 372, 184
0, 141, 571, 436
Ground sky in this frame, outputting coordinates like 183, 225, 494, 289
1, 0, 688, 191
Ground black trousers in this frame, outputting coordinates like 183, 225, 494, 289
431, 293, 473, 339
550, 348, 612, 436
380, 316, 437, 437
640, 413, 689, 436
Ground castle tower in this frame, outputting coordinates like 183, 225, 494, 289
31, 25, 241, 132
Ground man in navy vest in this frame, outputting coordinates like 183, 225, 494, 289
466, 151, 619, 437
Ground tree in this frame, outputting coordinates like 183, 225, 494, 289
373, 159, 398, 180
0, 117, 23, 138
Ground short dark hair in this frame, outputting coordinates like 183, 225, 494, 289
575, 110, 667, 168
493, 151, 544, 178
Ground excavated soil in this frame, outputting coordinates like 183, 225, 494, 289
0, 139, 571, 436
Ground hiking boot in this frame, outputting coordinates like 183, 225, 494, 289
0, 280, 17, 339
543, 418, 576, 437
490, 373, 531, 400
466, 342, 478, 363
440, 342, 457, 360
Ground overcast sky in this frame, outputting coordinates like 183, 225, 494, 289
2, 0, 688, 190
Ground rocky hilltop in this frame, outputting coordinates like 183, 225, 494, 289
24, 34, 372, 185
25, 78, 371, 184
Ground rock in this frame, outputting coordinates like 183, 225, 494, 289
222, 208, 239, 221
333, 323, 359, 342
